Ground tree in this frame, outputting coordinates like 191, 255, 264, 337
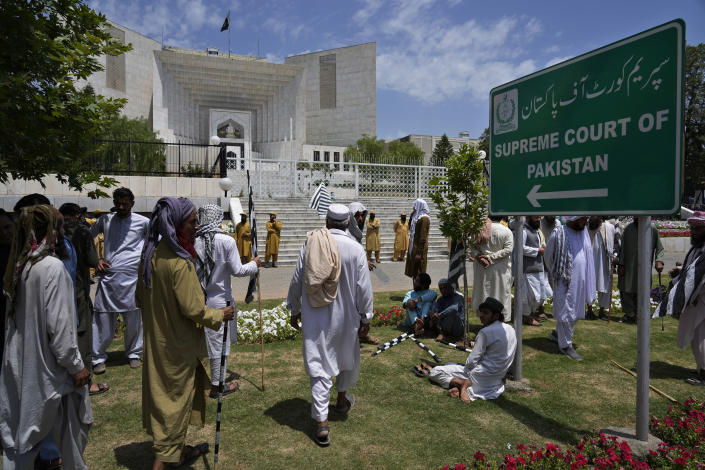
344, 134, 385, 163
387, 140, 424, 165
429, 144, 489, 343
0, 0, 131, 198
94, 115, 167, 174
430, 134, 454, 167
477, 127, 489, 154
684, 43, 705, 198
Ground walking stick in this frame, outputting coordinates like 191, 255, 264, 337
371, 333, 412, 357
410, 336, 441, 363
214, 301, 230, 470
610, 360, 677, 403
607, 258, 615, 324
257, 272, 265, 391
435, 338, 473, 353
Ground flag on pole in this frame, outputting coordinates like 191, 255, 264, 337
309, 182, 331, 218
245, 170, 258, 302
447, 239, 465, 290
220, 11, 230, 32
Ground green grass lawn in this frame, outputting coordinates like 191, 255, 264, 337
82, 287, 699, 470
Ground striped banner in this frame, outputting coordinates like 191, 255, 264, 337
448, 239, 465, 290
435, 338, 472, 353
410, 336, 441, 363
309, 182, 331, 218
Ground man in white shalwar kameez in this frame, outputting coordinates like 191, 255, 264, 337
587, 217, 616, 320
545, 216, 596, 361
1, 205, 92, 469
287, 204, 373, 446
469, 217, 513, 322
194, 204, 261, 397
425, 297, 516, 402
91, 187, 149, 372
521, 217, 552, 326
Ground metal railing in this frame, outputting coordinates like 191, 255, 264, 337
86, 140, 222, 176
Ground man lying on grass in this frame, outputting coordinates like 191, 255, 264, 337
413, 297, 516, 403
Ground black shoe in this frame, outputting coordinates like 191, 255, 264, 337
586, 310, 597, 320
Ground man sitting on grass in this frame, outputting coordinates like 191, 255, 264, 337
414, 297, 516, 402
401, 272, 437, 336
429, 278, 465, 342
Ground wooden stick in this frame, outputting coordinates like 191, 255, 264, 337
257, 272, 264, 391
607, 261, 614, 323
213, 301, 230, 470
610, 360, 677, 403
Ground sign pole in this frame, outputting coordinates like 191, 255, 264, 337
512, 217, 525, 381
636, 216, 652, 441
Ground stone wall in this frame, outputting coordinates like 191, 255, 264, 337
285, 43, 376, 148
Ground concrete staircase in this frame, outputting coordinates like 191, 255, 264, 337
250, 198, 449, 266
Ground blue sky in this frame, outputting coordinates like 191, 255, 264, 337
88, 0, 705, 141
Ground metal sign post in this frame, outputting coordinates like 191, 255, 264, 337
512, 217, 525, 381
636, 216, 652, 440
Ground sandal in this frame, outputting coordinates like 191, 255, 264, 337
167, 443, 209, 467
523, 315, 541, 327
411, 365, 429, 378
334, 394, 355, 415
685, 377, 705, 386
209, 381, 239, 399
315, 424, 331, 447
89, 383, 110, 396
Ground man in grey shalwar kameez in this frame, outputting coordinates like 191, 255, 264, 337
0, 205, 92, 469
545, 216, 596, 361
287, 204, 373, 446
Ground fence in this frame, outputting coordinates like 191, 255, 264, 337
87, 140, 222, 176
225, 159, 446, 200
85, 140, 446, 199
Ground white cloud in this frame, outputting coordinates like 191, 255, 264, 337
263, 17, 307, 39
545, 55, 572, 67
88, 0, 236, 49
353, 0, 383, 25
368, 1, 543, 104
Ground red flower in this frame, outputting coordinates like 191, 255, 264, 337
473, 451, 485, 461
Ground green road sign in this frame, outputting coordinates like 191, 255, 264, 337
489, 19, 684, 216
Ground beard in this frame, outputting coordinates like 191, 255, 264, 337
528, 219, 540, 230
588, 220, 601, 231
691, 234, 705, 248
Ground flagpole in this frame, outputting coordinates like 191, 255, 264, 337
228, 9, 231, 58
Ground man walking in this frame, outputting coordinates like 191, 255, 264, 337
264, 212, 282, 267
617, 218, 664, 323
195, 204, 261, 398
365, 210, 381, 263
392, 213, 409, 262
520, 216, 552, 326
587, 216, 617, 320
137, 198, 234, 469
287, 204, 373, 447
545, 216, 596, 361
91, 187, 149, 373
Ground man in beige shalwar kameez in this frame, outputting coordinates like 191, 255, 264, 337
137, 197, 234, 469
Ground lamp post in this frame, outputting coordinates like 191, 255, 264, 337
219, 177, 233, 220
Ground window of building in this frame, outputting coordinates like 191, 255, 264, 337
333, 152, 340, 171
324, 151, 330, 162
313, 151, 320, 162
319, 54, 336, 109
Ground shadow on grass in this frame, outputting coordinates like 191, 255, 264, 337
113, 441, 205, 470
105, 350, 130, 367
523, 337, 560, 355
649, 360, 695, 380
495, 396, 589, 443
263, 398, 318, 444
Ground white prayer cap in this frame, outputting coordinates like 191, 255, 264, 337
348, 201, 367, 214
327, 204, 350, 222
564, 216, 583, 222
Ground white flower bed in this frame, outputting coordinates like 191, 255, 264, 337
236, 302, 300, 343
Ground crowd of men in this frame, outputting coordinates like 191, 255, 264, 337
0, 188, 703, 465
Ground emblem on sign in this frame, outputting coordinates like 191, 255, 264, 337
494, 89, 518, 135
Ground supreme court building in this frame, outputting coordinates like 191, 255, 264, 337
86, 21, 376, 165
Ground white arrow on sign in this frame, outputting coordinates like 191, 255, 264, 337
527, 184, 608, 208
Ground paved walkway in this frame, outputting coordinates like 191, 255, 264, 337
232, 260, 456, 300
233, 252, 686, 301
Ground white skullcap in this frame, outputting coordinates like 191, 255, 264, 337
327, 204, 350, 222
564, 216, 583, 222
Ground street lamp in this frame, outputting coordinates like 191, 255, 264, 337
219, 177, 233, 198
210, 135, 221, 146
478, 150, 489, 180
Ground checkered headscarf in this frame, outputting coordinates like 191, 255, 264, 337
195, 204, 224, 291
